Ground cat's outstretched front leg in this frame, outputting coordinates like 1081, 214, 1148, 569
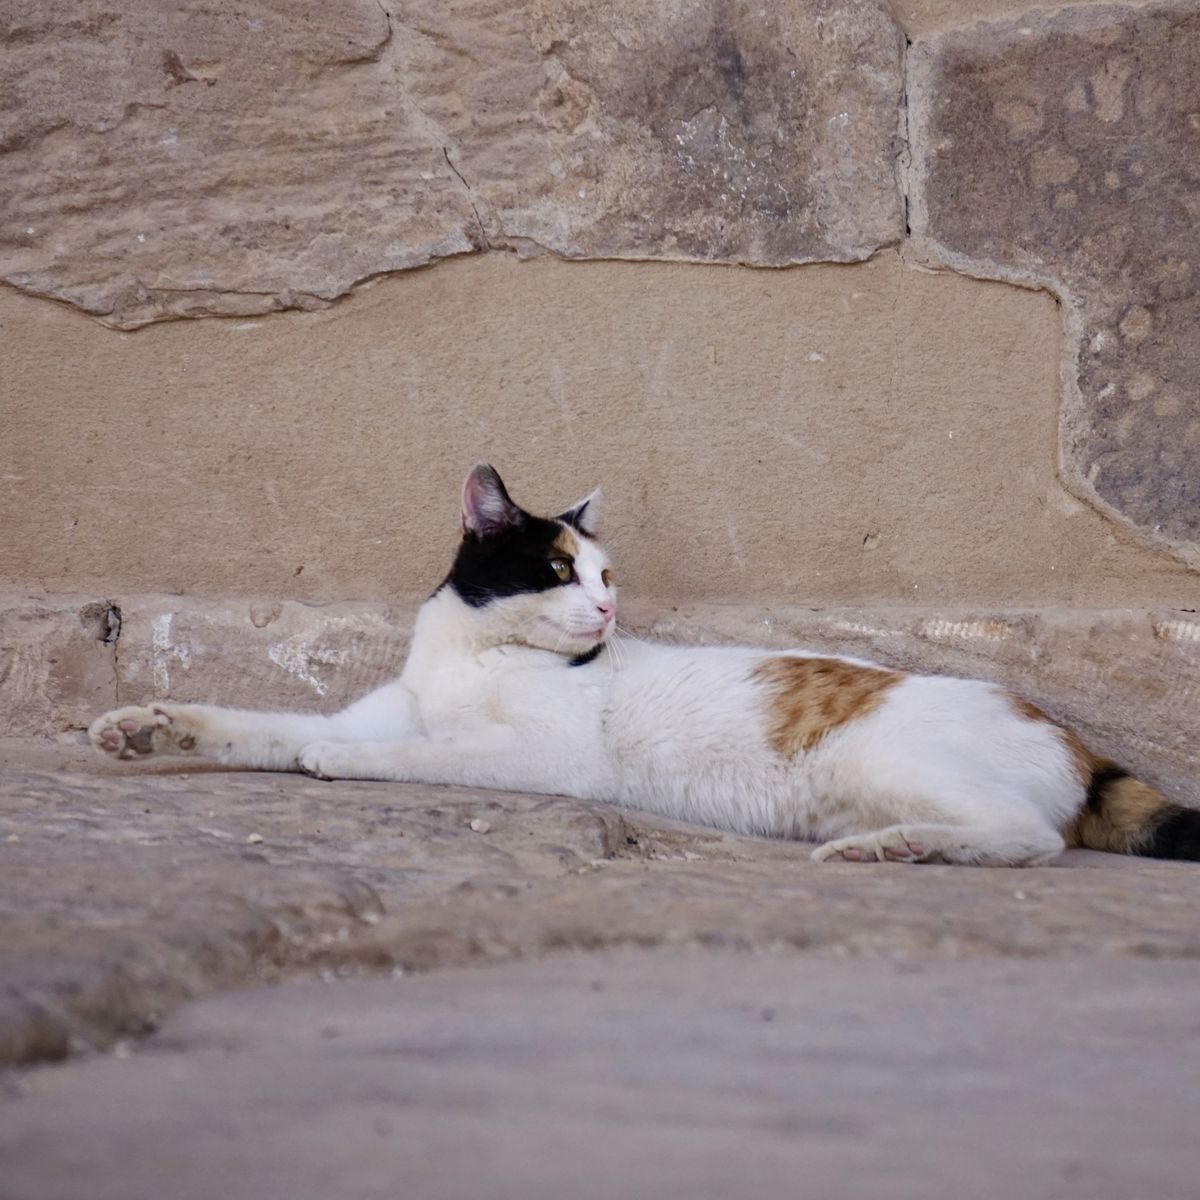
90, 703, 345, 771
90, 681, 421, 772
297, 729, 592, 799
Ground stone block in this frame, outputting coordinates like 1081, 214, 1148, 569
0, 0, 903, 327
909, 4, 1200, 563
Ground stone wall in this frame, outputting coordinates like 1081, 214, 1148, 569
1, 0, 1197, 792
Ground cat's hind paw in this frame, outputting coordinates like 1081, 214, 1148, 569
297, 741, 344, 781
89, 705, 197, 760
812, 828, 931, 865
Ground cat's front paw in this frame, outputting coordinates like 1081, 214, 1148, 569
297, 741, 347, 781
89, 705, 197, 760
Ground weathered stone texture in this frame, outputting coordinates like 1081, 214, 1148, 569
909, 3, 1200, 562
498, 0, 904, 262
0, 0, 903, 327
4, 738, 1200, 1070
0, 1, 478, 325
112, 596, 414, 713
0, 740, 632, 1064
0, 595, 416, 733
0, 598, 116, 735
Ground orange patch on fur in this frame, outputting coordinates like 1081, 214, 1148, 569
552, 527, 580, 557
753, 656, 901, 757
1006, 694, 1092, 783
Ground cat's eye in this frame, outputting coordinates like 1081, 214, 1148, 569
549, 558, 572, 582
602, 569, 614, 588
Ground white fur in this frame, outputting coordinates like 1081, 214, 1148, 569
90, 527, 1085, 867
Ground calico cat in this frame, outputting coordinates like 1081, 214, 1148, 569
91, 464, 1199, 867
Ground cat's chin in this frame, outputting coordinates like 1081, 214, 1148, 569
532, 616, 610, 656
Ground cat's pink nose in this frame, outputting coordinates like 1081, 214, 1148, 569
596, 603, 615, 623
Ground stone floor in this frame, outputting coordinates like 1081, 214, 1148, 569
3, 738, 1200, 1197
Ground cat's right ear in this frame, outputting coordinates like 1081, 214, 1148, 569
461, 463, 523, 538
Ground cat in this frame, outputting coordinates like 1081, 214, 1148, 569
90, 464, 1199, 867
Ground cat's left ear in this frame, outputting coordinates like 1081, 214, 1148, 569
462, 463, 523, 538
556, 488, 601, 536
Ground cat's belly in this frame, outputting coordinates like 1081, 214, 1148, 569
599, 645, 837, 838
601, 717, 918, 843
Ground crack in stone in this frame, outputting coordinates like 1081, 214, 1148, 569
442, 146, 491, 251
101, 604, 121, 646
106, 601, 123, 705
899, 36, 913, 238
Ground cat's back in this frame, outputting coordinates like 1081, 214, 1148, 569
608, 637, 886, 704
604, 639, 823, 755
607, 637, 1027, 753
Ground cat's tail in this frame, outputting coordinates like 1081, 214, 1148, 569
1071, 758, 1200, 860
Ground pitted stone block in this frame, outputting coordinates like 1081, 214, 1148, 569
909, 3, 1200, 563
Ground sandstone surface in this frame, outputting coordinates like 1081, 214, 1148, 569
4, 730, 1200, 1196
910, 2, 1200, 563
4, 736, 1200, 1073
5, 253, 1196, 610
0, 739, 629, 1064
0, 598, 117, 738
6, 952, 1200, 1200
0, 0, 903, 328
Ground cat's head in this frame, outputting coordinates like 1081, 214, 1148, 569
445, 464, 617, 657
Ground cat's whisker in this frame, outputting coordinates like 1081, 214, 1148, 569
607, 638, 624, 679
614, 622, 653, 648
607, 633, 626, 672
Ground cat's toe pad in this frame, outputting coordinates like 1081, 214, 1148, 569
89, 706, 191, 759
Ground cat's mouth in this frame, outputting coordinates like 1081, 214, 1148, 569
540, 616, 612, 647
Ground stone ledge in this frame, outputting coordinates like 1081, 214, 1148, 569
0, 597, 118, 737
3, 738, 1200, 1071
4, 592, 1196, 803
0, 739, 633, 1065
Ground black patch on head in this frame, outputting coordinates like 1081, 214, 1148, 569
1085, 764, 1130, 812
1141, 806, 1200, 861
446, 515, 575, 608
559, 515, 596, 540
555, 497, 597, 538
568, 644, 604, 668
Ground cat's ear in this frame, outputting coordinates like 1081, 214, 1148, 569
556, 488, 601, 536
461, 463, 523, 538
